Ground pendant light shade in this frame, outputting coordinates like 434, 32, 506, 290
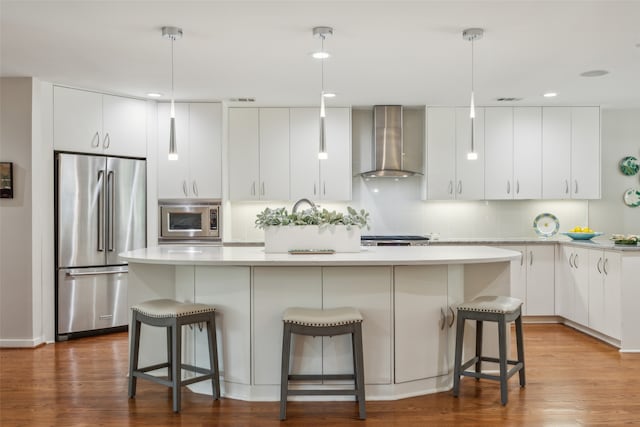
463, 28, 483, 161
313, 26, 333, 160
163, 26, 182, 161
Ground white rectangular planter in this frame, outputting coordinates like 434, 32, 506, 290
264, 225, 361, 253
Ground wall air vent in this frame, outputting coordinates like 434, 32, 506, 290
495, 97, 523, 102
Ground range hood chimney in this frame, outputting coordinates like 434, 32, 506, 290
360, 105, 422, 178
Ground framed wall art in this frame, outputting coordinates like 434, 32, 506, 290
0, 162, 14, 199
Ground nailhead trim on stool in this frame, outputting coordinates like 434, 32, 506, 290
128, 299, 221, 412
452, 295, 526, 406
280, 307, 366, 420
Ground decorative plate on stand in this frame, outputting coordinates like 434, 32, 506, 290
619, 156, 640, 176
533, 213, 559, 237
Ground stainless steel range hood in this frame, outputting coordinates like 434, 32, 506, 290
359, 105, 423, 178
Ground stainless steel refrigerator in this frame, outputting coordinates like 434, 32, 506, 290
55, 153, 146, 340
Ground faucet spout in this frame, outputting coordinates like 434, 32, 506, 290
292, 198, 317, 213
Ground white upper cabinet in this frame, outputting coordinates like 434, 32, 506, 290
54, 86, 147, 157
259, 108, 290, 200
228, 108, 290, 201
542, 107, 600, 199
158, 102, 222, 199
228, 108, 260, 200
513, 107, 542, 199
290, 107, 352, 201
484, 107, 514, 199
570, 107, 600, 199
455, 107, 485, 200
425, 107, 484, 200
426, 107, 456, 200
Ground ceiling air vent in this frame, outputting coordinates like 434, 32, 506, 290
495, 97, 523, 102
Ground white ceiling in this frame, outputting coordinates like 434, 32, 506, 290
2, 0, 639, 108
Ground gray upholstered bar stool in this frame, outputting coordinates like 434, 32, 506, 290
128, 299, 221, 412
452, 295, 525, 406
280, 307, 366, 420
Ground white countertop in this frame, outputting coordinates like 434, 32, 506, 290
120, 245, 521, 267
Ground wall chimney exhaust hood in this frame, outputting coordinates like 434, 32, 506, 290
360, 105, 423, 178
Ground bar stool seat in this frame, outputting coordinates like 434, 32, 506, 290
280, 307, 366, 420
128, 299, 221, 412
452, 295, 526, 406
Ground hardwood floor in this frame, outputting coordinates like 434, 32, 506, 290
1, 324, 639, 426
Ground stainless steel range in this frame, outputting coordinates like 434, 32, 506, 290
361, 235, 430, 246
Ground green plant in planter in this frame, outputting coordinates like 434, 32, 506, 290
255, 206, 370, 230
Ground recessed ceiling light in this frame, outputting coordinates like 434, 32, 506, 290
580, 70, 609, 77
311, 51, 330, 59
495, 97, 523, 102
147, 92, 162, 97
543, 92, 557, 98
323, 92, 336, 98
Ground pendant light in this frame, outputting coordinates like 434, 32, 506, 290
313, 26, 333, 160
463, 28, 483, 161
162, 26, 183, 161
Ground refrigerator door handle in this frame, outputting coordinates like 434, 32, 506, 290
97, 170, 105, 252
107, 171, 115, 252
65, 269, 126, 277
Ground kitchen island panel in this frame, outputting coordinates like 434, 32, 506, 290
322, 267, 393, 385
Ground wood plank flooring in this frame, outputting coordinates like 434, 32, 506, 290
1, 324, 640, 426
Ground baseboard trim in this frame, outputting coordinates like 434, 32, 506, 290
0, 336, 45, 348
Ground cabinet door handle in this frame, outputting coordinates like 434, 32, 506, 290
261, 182, 265, 196
574, 253, 579, 269
182, 180, 188, 197
457, 180, 462, 194
92, 131, 100, 148
516, 180, 520, 195
507, 180, 511, 194
323, 182, 326, 196
439, 308, 446, 330
520, 251, 524, 266
448, 180, 453, 195
569, 253, 574, 269
448, 306, 455, 328
574, 180, 578, 194
597, 257, 602, 274
192, 181, 198, 197
529, 250, 533, 266
103, 132, 111, 149
313, 182, 317, 196
603, 258, 609, 275
252, 181, 256, 196
564, 180, 569, 194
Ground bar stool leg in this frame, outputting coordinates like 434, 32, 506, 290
172, 320, 182, 412
128, 312, 141, 398
353, 323, 366, 420
279, 323, 292, 420
498, 316, 508, 406
515, 313, 526, 387
166, 325, 173, 382
207, 312, 221, 399
475, 320, 483, 378
452, 313, 465, 397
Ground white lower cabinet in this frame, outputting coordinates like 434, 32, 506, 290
557, 246, 590, 325
587, 250, 621, 340
194, 266, 251, 385
322, 267, 392, 384
499, 244, 555, 315
252, 267, 322, 385
394, 265, 451, 383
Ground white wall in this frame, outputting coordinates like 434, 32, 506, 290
589, 109, 640, 235
0, 78, 35, 345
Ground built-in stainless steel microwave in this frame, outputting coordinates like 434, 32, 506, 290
158, 201, 221, 242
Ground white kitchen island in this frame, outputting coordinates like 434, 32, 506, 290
120, 245, 520, 401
